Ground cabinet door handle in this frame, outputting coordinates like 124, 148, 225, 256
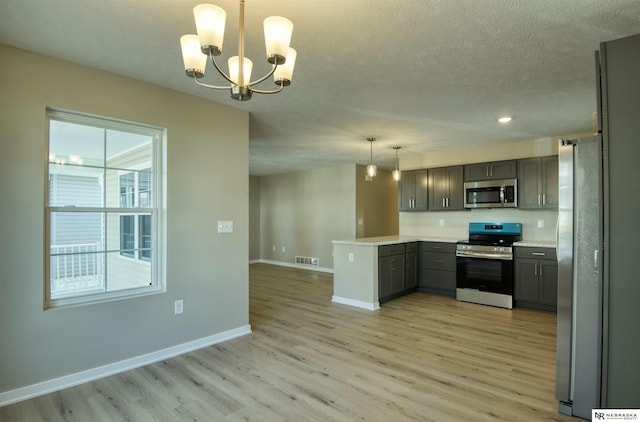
540, 265, 543, 277
532, 252, 546, 256
442, 197, 445, 207
490, 165, 493, 177
486, 166, 489, 177
594, 249, 599, 274
534, 263, 538, 276
434, 260, 444, 264
446, 197, 449, 208
538, 194, 541, 205
542, 194, 546, 206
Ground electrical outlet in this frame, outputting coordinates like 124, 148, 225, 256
439, 219, 445, 227
174, 299, 184, 315
282, 246, 286, 252
272, 244, 276, 251
217, 220, 233, 233
537, 219, 545, 229
348, 252, 354, 262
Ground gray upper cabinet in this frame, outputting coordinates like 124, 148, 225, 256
429, 166, 464, 211
464, 160, 517, 181
517, 155, 558, 209
398, 169, 429, 211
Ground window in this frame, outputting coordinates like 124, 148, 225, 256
46, 109, 165, 308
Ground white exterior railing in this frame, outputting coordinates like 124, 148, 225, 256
50, 242, 104, 296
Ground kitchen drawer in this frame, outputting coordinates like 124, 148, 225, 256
405, 242, 418, 253
379, 243, 406, 257
514, 247, 556, 261
421, 269, 456, 291
422, 251, 456, 271
420, 242, 456, 253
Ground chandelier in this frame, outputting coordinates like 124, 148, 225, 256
180, 1, 297, 101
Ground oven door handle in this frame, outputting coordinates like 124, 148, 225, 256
456, 250, 513, 260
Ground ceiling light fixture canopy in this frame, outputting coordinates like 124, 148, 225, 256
366, 137, 377, 179
392, 146, 402, 181
180, 1, 297, 101
498, 116, 512, 123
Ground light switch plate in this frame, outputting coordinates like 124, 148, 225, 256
218, 220, 233, 233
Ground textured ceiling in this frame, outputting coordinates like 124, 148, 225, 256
1, 0, 640, 175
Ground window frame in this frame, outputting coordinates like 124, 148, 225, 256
45, 108, 166, 309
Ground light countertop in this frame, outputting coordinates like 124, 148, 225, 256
333, 235, 462, 246
334, 236, 556, 248
514, 240, 557, 248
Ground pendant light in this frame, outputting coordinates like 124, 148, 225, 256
392, 146, 401, 181
366, 137, 377, 179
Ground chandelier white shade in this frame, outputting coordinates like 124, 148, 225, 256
194, 4, 226, 55
228, 56, 253, 85
180, 34, 207, 77
263, 16, 293, 62
180, 1, 296, 101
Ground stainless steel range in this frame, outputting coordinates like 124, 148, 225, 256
456, 222, 522, 309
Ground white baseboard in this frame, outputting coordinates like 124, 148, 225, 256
252, 259, 334, 274
331, 295, 379, 311
0, 325, 252, 407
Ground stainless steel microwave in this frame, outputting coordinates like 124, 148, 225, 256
464, 179, 517, 208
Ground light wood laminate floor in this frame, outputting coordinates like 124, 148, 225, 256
0, 264, 582, 421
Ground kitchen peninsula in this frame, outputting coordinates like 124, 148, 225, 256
332, 235, 555, 310
332, 235, 459, 310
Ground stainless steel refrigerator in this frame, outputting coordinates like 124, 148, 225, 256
557, 31, 640, 418
556, 136, 603, 419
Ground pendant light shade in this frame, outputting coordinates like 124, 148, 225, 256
366, 137, 377, 180
393, 146, 402, 181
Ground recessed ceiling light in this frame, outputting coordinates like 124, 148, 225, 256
498, 116, 512, 123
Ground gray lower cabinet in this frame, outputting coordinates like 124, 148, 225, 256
464, 160, 516, 181
514, 247, 558, 311
405, 242, 418, 289
418, 241, 457, 297
517, 156, 559, 209
379, 242, 418, 303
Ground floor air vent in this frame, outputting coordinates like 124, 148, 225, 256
295, 256, 319, 266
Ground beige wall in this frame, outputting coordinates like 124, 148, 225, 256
355, 166, 399, 238
258, 165, 356, 269
0, 44, 249, 394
